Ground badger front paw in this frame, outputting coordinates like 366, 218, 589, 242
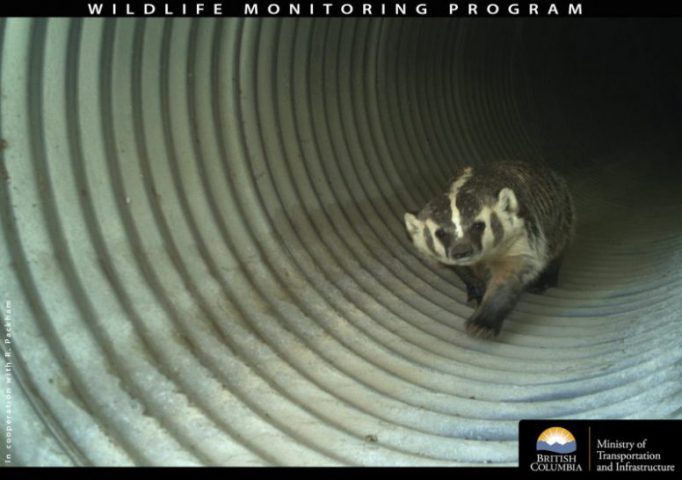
465, 310, 503, 339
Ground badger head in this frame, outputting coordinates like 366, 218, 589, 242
404, 169, 522, 266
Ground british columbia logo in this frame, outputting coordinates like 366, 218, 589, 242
531, 426, 582, 472
536, 426, 577, 454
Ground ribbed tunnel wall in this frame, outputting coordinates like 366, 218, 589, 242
2, 17, 682, 466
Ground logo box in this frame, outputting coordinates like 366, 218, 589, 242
519, 420, 681, 474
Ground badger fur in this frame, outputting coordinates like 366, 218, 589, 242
404, 161, 575, 338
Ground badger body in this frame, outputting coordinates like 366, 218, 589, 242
404, 161, 575, 338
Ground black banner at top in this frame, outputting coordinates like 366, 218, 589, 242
1, 0, 682, 17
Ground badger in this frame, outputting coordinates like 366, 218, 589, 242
404, 161, 575, 338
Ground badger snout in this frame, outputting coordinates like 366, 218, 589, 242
435, 228, 475, 261
449, 243, 474, 259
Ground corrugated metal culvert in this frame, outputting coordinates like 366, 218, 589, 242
1, 17, 681, 466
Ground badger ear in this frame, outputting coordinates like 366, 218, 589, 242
404, 212, 422, 236
496, 187, 518, 214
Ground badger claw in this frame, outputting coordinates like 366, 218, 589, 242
465, 313, 502, 339
465, 322, 497, 338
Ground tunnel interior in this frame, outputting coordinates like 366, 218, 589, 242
1, 17, 681, 465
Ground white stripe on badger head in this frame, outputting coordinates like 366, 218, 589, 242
476, 206, 495, 253
425, 218, 447, 258
448, 167, 473, 238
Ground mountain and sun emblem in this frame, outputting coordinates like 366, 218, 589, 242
536, 427, 577, 454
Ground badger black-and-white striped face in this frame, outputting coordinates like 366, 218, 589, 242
404, 167, 521, 266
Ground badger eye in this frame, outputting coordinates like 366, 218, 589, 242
471, 221, 486, 233
435, 228, 447, 240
